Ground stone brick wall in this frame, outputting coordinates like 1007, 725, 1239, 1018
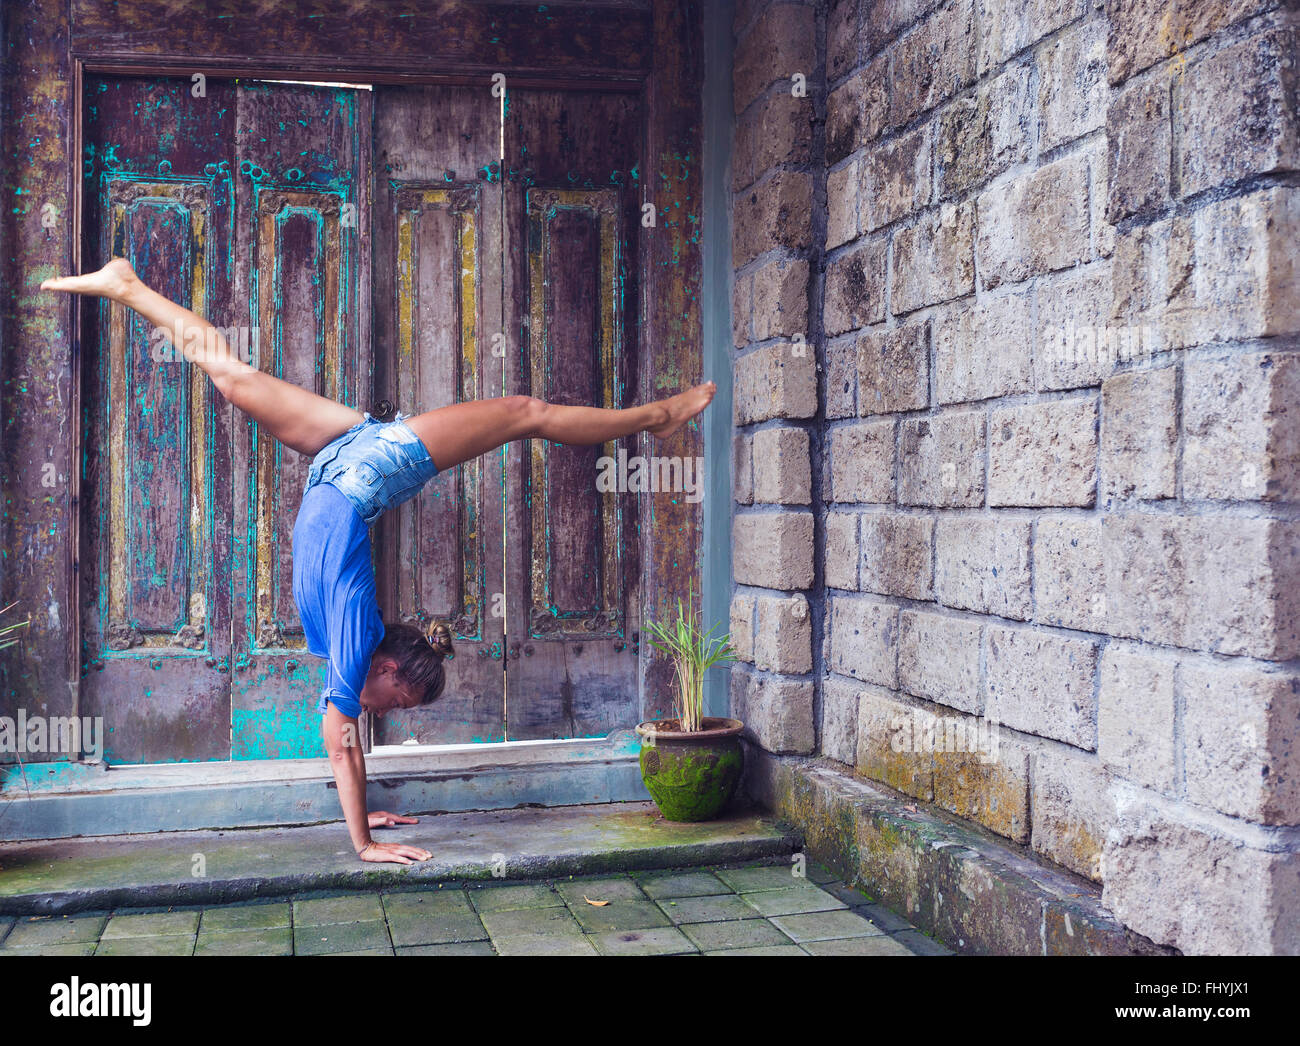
728, 0, 1300, 954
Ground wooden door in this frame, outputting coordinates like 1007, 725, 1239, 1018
368, 84, 646, 744
369, 84, 507, 746
82, 75, 661, 760
227, 81, 372, 759
80, 74, 238, 763
500, 88, 644, 740
81, 74, 372, 763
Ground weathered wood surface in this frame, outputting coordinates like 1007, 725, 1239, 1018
371, 84, 508, 745
0, 0, 77, 765
228, 81, 370, 759
70, 0, 652, 82
79, 78, 239, 760
639, 0, 705, 725
502, 88, 644, 740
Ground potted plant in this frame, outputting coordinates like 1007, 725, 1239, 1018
635, 585, 742, 822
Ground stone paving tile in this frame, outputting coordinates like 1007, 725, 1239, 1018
397, 941, 496, 956
857, 902, 916, 934
657, 892, 761, 925
479, 904, 583, 938
567, 897, 673, 933
894, 929, 955, 955
199, 902, 291, 933
382, 888, 474, 918
632, 869, 730, 899
819, 880, 878, 908
0, 856, 946, 958
101, 909, 201, 939
195, 927, 293, 956
387, 911, 488, 947
295, 919, 391, 956
802, 934, 917, 956
589, 926, 697, 956
714, 864, 807, 893
293, 893, 385, 927
2, 914, 107, 948
740, 886, 848, 917
678, 918, 794, 951
553, 875, 647, 906
95, 934, 195, 956
770, 909, 886, 943
703, 944, 808, 956
322, 948, 394, 956
0, 942, 96, 956
804, 861, 838, 885
467, 882, 564, 913
491, 932, 599, 956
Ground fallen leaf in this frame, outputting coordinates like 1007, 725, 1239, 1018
583, 895, 610, 907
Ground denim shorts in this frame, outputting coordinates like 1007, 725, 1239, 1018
304, 411, 439, 525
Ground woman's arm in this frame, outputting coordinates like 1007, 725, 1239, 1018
320, 703, 431, 865
321, 703, 372, 852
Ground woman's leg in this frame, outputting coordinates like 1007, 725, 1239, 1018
403, 383, 717, 473
41, 258, 364, 457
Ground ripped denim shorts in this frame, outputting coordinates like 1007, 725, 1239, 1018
304, 412, 439, 525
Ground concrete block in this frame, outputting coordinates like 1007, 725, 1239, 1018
860, 512, 934, 600
898, 610, 983, 713
985, 625, 1099, 749
732, 510, 816, 589
988, 398, 1098, 507
828, 418, 895, 503
934, 514, 1033, 620
829, 596, 900, 688
899, 410, 986, 507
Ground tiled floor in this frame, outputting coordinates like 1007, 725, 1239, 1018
0, 859, 954, 956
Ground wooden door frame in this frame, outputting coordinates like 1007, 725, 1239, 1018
61, 0, 704, 749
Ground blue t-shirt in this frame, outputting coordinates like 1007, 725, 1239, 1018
291, 481, 385, 719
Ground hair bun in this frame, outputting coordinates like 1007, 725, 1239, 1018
425, 620, 454, 660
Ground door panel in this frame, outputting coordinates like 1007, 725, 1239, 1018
370, 86, 506, 746
81, 75, 236, 764
229, 82, 372, 759
501, 89, 643, 739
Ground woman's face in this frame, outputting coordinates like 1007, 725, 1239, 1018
359, 656, 418, 714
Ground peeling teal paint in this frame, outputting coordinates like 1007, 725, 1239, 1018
232, 702, 326, 760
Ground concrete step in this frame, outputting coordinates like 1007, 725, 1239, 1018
0, 800, 801, 915
0, 730, 651, 841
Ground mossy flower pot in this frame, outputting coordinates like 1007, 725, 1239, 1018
634, 717, 744, 822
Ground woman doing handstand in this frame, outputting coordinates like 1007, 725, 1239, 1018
42, 258, 716, 865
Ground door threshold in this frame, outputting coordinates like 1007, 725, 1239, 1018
0, 730, 649, 841
1, 730, 641, 797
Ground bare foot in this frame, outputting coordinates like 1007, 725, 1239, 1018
647, 380, 717, 438
40, 257, 138, 300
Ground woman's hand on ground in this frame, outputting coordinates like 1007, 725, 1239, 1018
358, 840, 433, 865
368, 810, 418, 829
